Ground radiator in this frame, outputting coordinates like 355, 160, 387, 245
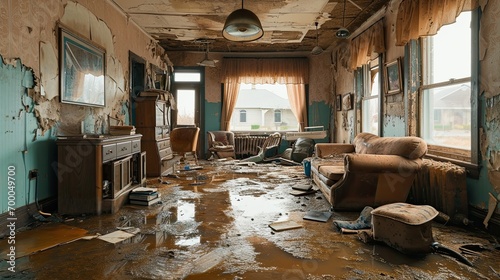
234, 135, 267, 157
409, 159, 468, 219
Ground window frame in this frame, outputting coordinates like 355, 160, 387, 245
418, 8, 481, 177
361, 59, 382, 136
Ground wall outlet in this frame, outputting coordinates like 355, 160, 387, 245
28, 169, 38, 180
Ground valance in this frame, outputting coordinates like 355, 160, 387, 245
221, 58, 309, 84
396, 0, 478, 46
349, 20, 385, 70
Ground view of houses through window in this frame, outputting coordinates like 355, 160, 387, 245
421, 11, 471, 150
230, 83, 299, 131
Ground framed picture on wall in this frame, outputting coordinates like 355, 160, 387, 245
59, 26, 106, 107
342, 93, 353, 111
336, 95, 342, 111
385, 58, 402, 95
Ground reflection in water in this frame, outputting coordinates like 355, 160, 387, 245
177, 200, 196, 222
176, 236, 201, 246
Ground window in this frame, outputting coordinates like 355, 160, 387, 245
239, 110, 247, 122
229, 83, 299, 131
421, 11, 473, 159
361, 62, 380, 135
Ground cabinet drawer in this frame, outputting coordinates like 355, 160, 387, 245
102, 144, 117, 162
131, 140, 141, 153
159, 147, 173, 159
116, 141, 132, 158
157, 139, 170, 150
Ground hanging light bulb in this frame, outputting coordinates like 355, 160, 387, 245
311, 22, 324, 55
222, 0, 264, 42
336, 0, 350, 38
197, 43, 218, 67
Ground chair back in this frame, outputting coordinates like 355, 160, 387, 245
170, 127, 200, 153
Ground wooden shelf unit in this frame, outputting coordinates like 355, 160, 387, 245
56, 134, 145, 215
135, 95, 175, 177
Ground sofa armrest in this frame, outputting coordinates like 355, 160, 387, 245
345, 154, 422, 173
315, 143, 355, 158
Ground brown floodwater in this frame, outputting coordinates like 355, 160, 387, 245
1, 162, 499, 279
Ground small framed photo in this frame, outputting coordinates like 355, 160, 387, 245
385, 58, 402, 95
336, 95, 342, 111
342, 93, 353, 111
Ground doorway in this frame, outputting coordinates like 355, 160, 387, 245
171, 67, 204, 158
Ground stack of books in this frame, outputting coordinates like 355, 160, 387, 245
129, 187, 161, 206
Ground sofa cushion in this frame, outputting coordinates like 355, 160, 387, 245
318, 165, 344, 181
353, 132, 427, 160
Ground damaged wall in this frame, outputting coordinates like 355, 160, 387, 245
0, 0, 171, 214
329, 0, 500, 219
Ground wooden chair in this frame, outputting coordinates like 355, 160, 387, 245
170, 127, 200, 164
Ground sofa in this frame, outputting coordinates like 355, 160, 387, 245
311, 133, 427, 211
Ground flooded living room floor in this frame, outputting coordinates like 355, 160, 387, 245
1, 161, 500, 279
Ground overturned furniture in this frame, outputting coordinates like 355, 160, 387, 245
207, 131, 236, 159
240, 132, 282, 163
311, 132, 427, 211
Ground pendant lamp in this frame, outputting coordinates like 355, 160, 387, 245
223, 0, 264, 42
336, 0, 350, 38
311, 22, 324, 55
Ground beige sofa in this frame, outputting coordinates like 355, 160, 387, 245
311, 133, 427, 211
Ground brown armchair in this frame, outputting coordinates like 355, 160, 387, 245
207, 131, 236, 159
170, 127, 200, 164
311, 133, 427, 211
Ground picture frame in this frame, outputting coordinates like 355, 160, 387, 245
60, 27, 105, 107
336, 94, 342, 111
342, 93, 353, 111
384, 58, 402, 95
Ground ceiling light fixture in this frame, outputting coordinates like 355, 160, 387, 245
336, 0, 350, 39
222, 0, 264, 42
197, 42, 218, 67
311, 21, 324, 55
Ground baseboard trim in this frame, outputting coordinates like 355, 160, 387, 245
0, 196, 57, 238
469, 205, 500, 236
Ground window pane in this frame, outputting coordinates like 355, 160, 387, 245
176, 89, 195, 125
362, 98, 379, 134
174, 72, 201, 82
230, 83, 299, 131
422, 83, 471, 149
423, 12, 471, 85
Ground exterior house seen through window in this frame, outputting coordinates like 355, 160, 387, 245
421, 11, 471, 152
230, 83, 299, 131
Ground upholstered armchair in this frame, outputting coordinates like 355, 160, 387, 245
170, 127, 200, 164
207, 131, 236, 159
311, 133, 427, 211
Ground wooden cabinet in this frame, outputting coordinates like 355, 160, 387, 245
135, 94, 175, 177
57, 134, 144, 215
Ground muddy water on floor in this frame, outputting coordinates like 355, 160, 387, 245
2, 163, 499, 279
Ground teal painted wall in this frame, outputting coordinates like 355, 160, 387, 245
0, 57, 57, 214
308, 101, 331, 143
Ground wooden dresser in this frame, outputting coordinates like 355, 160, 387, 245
134, 93, 175, 177
57, 134, 145, 215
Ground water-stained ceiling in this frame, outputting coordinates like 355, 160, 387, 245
111, 0, 390, 53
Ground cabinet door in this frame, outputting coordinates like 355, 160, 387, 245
155, 102, 165, 126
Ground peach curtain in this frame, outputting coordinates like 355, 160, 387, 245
220, 58, 309, 131
286, 83, 308, 131
396, 0, 478, 46
350, 20, 385, 70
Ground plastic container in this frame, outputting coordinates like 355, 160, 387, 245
303, 159, 311, 177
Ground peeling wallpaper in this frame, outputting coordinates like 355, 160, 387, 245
0, 0, 171, 135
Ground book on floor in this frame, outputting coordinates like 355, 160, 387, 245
129, 196, 161, 206
291, 184, 312, 191
269, 220, 303, 232
131, 187, 157, 195
129, 192, 160, 202
303, 211, 332, 222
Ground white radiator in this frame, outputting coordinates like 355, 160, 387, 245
234, 135, 267, 157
